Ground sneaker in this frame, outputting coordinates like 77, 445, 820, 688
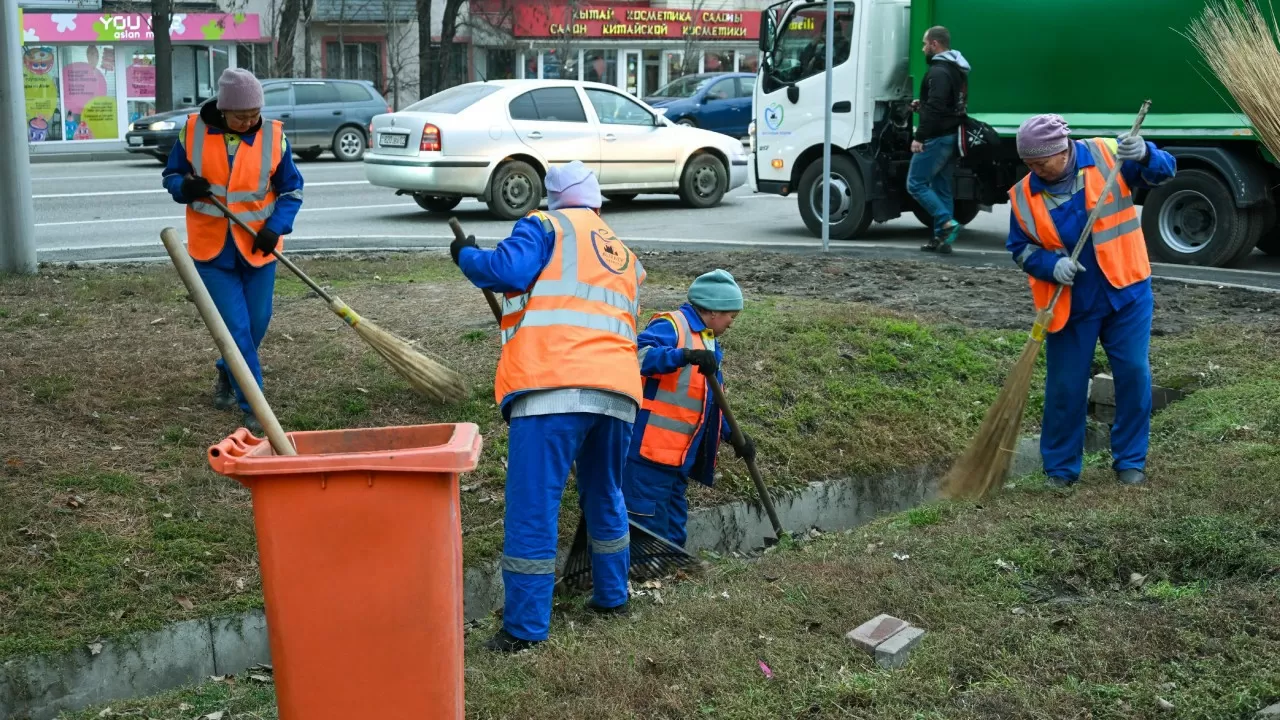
920, 236, 942, 253
937, 241, 954, 255
242, 412, 265, 436
483, 628, 543, 653
212, 369, 236, 411
1046, 476, 1078, 489
940, 221, 965, 246
586, 599, 630, 617
1117, 469, 1147, 486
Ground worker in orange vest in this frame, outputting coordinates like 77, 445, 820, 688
622, 270, 754, 548
1007, 114, 1175, 488
451, 161, 645, 653
162, 68, 304, 434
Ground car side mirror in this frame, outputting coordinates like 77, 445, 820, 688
786, 84, 800, 104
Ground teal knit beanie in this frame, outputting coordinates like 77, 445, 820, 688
688, 269, 743, 312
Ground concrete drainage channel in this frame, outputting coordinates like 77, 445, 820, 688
0, 374, 1189, 719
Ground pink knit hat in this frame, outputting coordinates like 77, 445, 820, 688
1016, 114, 1071, 159
216, 68, 264, 111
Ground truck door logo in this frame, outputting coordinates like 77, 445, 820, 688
764, 104, 784, 131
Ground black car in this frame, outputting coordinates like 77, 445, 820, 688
125, 78, 391, 163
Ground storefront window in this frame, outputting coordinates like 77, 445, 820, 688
22, 45, 62, 142
537, 49, 578, 80
703, 50, 735, 73
485, 49, 517, 80
739, 52, 760, 74
60, 45, 119, 141
123, 48, 157, 126
583, 49, 616, 85
665, 51, 692, 84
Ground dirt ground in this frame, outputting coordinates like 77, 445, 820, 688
639, 250, 1280, 336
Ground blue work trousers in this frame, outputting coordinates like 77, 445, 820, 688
1042, 292, 1153, 480
907, 134, 956, 236
195, 258, 276, 413
623, 462, 690, 548
502, 412, 632, 642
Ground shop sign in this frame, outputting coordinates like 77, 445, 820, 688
514, 5, 760, 40
21, 12, 262, 43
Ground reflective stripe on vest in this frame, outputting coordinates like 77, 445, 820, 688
637, 311, 710, 468
183, 114, 284, 268
1007, 137, 1150, 333
492, 209, 645, 406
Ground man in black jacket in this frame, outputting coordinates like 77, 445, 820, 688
908, 26, 971, 254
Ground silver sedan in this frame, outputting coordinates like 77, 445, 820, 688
362, 79, 750, 220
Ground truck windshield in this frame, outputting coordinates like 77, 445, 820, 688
764, 3, 855, 86
651, 75, 716, 99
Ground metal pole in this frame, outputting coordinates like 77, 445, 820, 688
0, 0, 37, 274
820, 0, 835, 253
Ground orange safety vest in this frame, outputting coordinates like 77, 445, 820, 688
183, 114, 285, 267
493, 209, 646, 407
1009, 138, 1151, 333
637, 310, 712, 468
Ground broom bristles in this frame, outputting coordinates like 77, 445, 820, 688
940, 330, 1044, 499
1187, 0, 1280, 161
329, 298, 469, 404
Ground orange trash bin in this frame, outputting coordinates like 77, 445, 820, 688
208, 423, 482, 720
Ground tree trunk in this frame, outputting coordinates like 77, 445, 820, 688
303, 0, 314, 77
151, 0, 173, 112
276, 0, 302, 77
439, 0, 463, 88
417, 0, 434, 97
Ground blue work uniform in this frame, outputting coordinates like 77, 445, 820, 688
622, 303, 731, 547
1007, 139, 1176, 481
458, 211, 637, 642
162, 103, 304, 414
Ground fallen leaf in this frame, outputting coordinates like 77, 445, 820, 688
641, 580, 663, 590
865, 544, 876, 554
177, 406, 191, 412
892, 552, 911, 562
110, 609, 125, 621
1157, 697, 1174, 711
356, 387, 369, 394
87, 642, 103, 656
110, 446, 123, 451
97, 708, 113, 717
179, 704, 193, 711
460, 484, 478, 493
161, 513, 173, 519
66, 495, 86, 509
1159, 682, 1177, 692
249, 673, 272, 683
758, 660, 774, 680
995, 558, 1017, 573
651, 590, 664, 605
202, 712, 226, 720
719, 591, 731, 600
175, 596, 195, 611
282, 334, 295, 342
1011, 607, 1027, 616
1129, 572, 1148, 589
150, 317, 166, 325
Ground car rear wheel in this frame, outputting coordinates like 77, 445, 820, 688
487, 160, 543, 220
679, 153, 727, 209
413, 194, 462, 213
332, 127, 366, 162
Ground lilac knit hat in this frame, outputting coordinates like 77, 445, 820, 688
216, 68, 264, 111
1016, 114, 1071, 159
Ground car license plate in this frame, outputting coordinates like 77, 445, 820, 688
379, 133, 408, 148
127, 136, 143, 146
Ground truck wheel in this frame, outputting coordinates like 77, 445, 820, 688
413, 194, 461, 213
487, 160, 543, 220
798, 155, 869, 240
1143, 169, 1254, 267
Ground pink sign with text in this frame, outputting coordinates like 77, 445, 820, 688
127, 63, 156, 97
22, 13, 262, 43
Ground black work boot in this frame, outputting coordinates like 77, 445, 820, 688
1117, 469, 1148, 486
1046, 476, 1078, 489
242, 412, 265, 436
586, 599, 630, 617
483, 628, 543, 653
213, 368, 236, 411
920, 236, 942, 253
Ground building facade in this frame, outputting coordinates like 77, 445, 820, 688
19, 1, 269, 154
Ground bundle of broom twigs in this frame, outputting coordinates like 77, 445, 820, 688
1186, 0, 1280, 160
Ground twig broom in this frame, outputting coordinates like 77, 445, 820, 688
939, 100, 1152, 499
1185, 0, 1280, 160
206, 196, 468, 404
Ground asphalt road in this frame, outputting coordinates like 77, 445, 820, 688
30, 156, 1280, 292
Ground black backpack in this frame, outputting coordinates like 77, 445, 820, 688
957, 116, 999, 162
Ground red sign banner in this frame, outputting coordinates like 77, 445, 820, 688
514, 5, 760, 40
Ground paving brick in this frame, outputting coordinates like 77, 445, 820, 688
1090, 374, 1116, 406
845, 614, 907, 654
874, 626, 926, 669
1257, 702, 1280, 718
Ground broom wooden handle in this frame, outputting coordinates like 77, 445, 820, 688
707, 374, 786, 539
203, 195, 337, 305
160, 227, 296, 456
1046, 99, 1152, 314
448, 217, 504, 323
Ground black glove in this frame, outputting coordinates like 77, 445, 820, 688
451, 234, 477, 265
683, 348, 719, 376
253, 228, 280, 256
181, 175, 212, 200
733, 432, 757, 464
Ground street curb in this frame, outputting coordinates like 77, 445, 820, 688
29, 151, 138, 164
0, 465, 942, 719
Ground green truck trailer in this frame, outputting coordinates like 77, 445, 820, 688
750, 0, 1280, 266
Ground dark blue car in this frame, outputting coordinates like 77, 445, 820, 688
643, 72, 756, 139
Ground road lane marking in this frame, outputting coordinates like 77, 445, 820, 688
34, 180, 372, 199
34, 202, 417, 226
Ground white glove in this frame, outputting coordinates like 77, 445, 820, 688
1053, 257, 1085, 286
1116, 132, 1148, 162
